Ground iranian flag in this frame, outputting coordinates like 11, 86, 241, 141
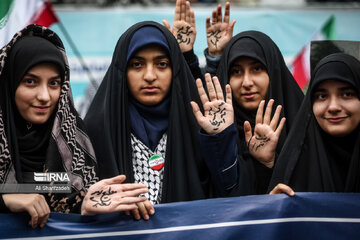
0, 0, 59, 48
291, 15, 336, 90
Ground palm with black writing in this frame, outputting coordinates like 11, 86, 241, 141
163, 0, 196, 53
244, 99, 286, 168
81, 175, 149, 215
206, 2, 236, 57
191, 73, 234, 135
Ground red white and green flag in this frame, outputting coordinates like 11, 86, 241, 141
0, 0, 59, 48
291, 15, 336, 90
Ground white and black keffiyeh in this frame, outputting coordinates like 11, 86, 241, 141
0, 24, 98, 213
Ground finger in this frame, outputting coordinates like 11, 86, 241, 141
244, 121, 253, 146
206, 17, 211, 30
132, 208, 141, 220
27, 206, 39, 228
190, 10, 196, 28
114, 203, 138, 212
137, 202, 150, 220
180, 0, 186, 21
211, 9, 217, 25
38, 196, 50, 228
224, 2, 230, 23
185, 1, 190, 23
103, 175, 126, 185
212, 76, 224, 101
162, 20, 171, 31
225, 84, 232, 105
191, 101, 205, 123
270, 183, 295, 197
117, 183, 147, 191
118, 196, 148, 204
120, 187, 149, 198
205, 73, 217, 102
228, 20, 236, 35
174, 0, 181, 21
196, 78, 209, 107
270, 105, 282, 130
144, 201, 155, 215
255, 100, 265, 125
263, 99, 274, 125
275, 117, 286, 137
217, 4, 222, 23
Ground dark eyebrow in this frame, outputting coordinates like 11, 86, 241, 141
24, 73, 61, 80
154, 55, 169, 60
339, 86, 355, 91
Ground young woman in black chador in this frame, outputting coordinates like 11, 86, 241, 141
84, 21, 214, 219
0, 24, 149, 228
269, 53, 360, 194
192, 31, 304, 196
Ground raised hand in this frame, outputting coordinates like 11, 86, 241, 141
206, 2, 236, 57
81, 175, 149, 215
244, 99, 286, 168
191, 73, 234, 135
2, 193, 50, 228
163, 0, 196, 53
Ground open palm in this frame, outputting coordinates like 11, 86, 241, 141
191, 73, 234, 135
244, 99, 286, 168
206, 2, 235, 57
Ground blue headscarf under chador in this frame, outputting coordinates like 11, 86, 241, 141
127, 26, 171, 151
126, 26, 170, 62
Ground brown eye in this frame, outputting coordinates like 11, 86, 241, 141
23, 78, 36, 85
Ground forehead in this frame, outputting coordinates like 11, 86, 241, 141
26, 62, 60, 74
314, 79, 353, 90
132, 44, 168, 58
231, 56, 262, 66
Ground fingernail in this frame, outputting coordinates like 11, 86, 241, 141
149, 209, 155, 215
144, 215, 149, 220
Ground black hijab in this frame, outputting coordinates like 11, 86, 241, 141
0, 25, 98, 213
84, 21, 212, 203
7, 36, 65, 175
216, 31, 304, 194
127, 26, 171, 151
269, 52, 360, 192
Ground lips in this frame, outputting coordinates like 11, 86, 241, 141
32, 106, 50, 113
325, 116, 348, 123
142, 86, 159, 93
241, 92, 257, 100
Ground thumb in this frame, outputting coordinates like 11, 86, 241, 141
244, 121, 253, 146
103, 175, 126, 185
162, 20, 171, 31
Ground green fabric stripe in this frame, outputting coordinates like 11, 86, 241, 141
0, 0, 14, 29
0, 0, 14, 20
321, 15, 336, 40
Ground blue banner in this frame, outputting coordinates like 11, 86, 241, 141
1, 193, 360, 239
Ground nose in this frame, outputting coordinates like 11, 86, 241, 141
36, 85, 51, 102
144, 65, 156, 83
327, 96, 341, 113
242, 71, 253, 88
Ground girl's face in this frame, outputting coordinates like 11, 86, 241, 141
229, 56, 269, 111
127, 44, 172, 106
15, 63, 61, 124
312, 80, 360, 137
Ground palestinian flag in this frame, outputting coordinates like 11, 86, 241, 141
291, 15, 336, 90
0, 0, 59, 48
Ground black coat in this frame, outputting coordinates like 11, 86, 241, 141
84, 21, 214, 203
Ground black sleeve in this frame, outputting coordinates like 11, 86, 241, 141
183, 49, 204, 81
